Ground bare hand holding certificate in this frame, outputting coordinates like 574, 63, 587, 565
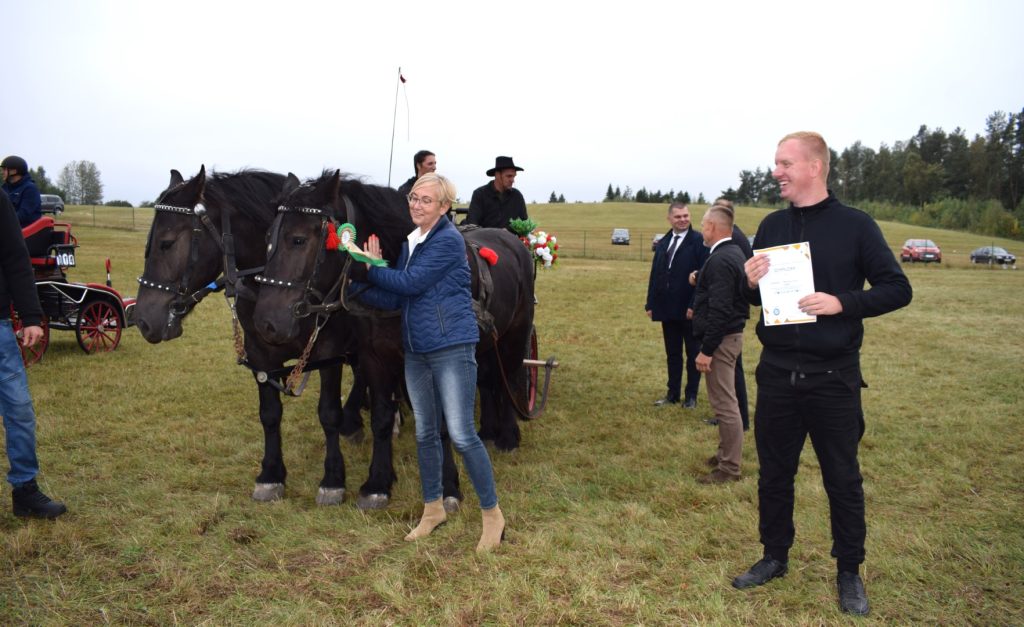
754, 242, 816, 326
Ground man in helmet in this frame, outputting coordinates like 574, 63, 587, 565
1, 156, 42, 227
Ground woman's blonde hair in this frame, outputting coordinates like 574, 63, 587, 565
411, 173, 457, 209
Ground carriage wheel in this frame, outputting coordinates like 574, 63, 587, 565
10, 309, 49, 367
75, 299, 123, 354
526, 326, 539, 413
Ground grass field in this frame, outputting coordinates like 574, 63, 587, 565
1, 202, 1022, 624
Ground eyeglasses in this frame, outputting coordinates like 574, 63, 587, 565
407, 193, 436, 207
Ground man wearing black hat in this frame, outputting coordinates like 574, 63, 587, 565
1, 156, 42, 227
466, 156, 528, 232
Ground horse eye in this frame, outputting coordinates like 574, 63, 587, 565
291, 236, 307, 246
158, 240, 174, 251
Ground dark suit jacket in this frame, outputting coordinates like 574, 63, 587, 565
645, 228, 709, 321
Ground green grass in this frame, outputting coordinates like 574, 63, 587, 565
1, 205, 1021, 624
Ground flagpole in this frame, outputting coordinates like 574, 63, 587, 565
387, 66, 401, 187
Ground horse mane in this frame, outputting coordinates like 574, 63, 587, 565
301, 170, 413, 259
205, 169, 286, 229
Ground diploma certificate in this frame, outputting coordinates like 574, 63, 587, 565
753, 242, 816, 326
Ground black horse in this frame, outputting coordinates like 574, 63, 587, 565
252, 171, 535, 453
135, 167, 370, 506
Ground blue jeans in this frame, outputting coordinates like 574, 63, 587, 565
0, 320, 40, 486
405, 343, 498, 509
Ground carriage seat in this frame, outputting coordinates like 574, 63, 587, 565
22, 216, 56, 258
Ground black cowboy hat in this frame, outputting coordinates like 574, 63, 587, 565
486, 156, 524, 177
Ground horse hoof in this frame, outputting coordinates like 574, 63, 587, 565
356, 493, 389, 510
252, 483, 285, 502
442, 496, 461, 514
316, 487, 346, 506
343, 428, 365, 445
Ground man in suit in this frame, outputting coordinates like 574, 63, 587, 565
645, 202, 709, 408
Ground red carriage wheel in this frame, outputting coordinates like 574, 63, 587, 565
10, 308, 49, 367
75, 299, 123, 354
526, 325, 539, 413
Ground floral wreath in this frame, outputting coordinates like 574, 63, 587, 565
509, 218, 559, 269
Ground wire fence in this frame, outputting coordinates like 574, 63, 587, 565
57, 205, 155, 231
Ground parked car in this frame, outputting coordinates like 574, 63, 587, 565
651, 233, 665, 251
969, 246, 1016, 265
40, 194, 65, 215
900, 238, 942, 263
611, 228, 630, 245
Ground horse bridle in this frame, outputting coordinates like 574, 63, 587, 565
254, 202, 353, 321
138, 199, 260, 331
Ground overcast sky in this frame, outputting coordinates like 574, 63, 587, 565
4, 0, 1023, 206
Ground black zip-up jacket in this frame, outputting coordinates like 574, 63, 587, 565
693, 238, 749, 356
0, 190, 43, 326
744, 192, 912, 373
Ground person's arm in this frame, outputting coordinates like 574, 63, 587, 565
466, 188, 483, 226
367, 231, 462, 297
834, 216, 913, 318
513, 189, 528, 221
348, 280, 402, 311
16, 185, 42, 225
0, 193, 43, 327
696, 258, 734, 357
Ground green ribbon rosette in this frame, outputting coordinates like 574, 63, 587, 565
337, 223, 388, 267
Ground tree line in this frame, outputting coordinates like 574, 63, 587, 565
602, 184, 706, 205
26, 159, 131, 207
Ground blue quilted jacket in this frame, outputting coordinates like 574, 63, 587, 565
352, 217, 478, 354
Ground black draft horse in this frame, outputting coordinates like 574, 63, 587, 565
252, 171, 536, 454
135, 167, 369, 506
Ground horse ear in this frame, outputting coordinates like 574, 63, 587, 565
169, 169, 184, 188
195, 165, 206, 190
329, 170, 342, 197
282, 173, 301, 197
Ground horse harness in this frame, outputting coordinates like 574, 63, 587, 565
139, 200, 259, 358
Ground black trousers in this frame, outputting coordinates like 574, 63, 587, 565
754, 361, 866, 568
735, 352, 749, 430
660, 319, 701, 401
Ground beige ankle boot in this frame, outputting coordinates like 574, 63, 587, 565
405, 499, 447, 541
477, 505, 505, 552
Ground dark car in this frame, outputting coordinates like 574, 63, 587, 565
900, 238, 942, 263
970, 246, 1016, 265
651, 233, 665, 251
611, 228, 630, 245
40, 194, 65, 215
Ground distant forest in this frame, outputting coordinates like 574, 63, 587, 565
608, 108, 1024, 239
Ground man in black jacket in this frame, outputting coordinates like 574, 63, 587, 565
0, 190, 67, 519
645, 202, 708, 408
692, 205, 749, 484
731, 132, 912, 616
466, 156, 528, 232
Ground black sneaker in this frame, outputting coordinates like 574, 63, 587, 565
653, 396, 679, 407
12, 479, 67, 519
683, 397, 698, 409
732, 557, 788, 589
837, 572, 869, 615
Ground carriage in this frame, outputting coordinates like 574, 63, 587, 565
14, 216, 136, 366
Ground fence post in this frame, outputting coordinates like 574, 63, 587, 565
583, 231, 587, 258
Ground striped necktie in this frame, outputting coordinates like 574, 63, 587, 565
667, 234, 682, 268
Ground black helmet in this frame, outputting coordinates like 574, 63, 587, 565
1, 155, 28, 175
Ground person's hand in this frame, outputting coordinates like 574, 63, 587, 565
689, 270, 698, 286
798, 292, 843, 316
645, 310, 652, 319
20, 325, 43, 348
686, 308, 694, 320
364, 234, 382, 259
696, 352, 713, 373
744, 253, 770, 289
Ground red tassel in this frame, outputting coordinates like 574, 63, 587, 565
479, 247, 498, 266
325, 228, 340, 251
